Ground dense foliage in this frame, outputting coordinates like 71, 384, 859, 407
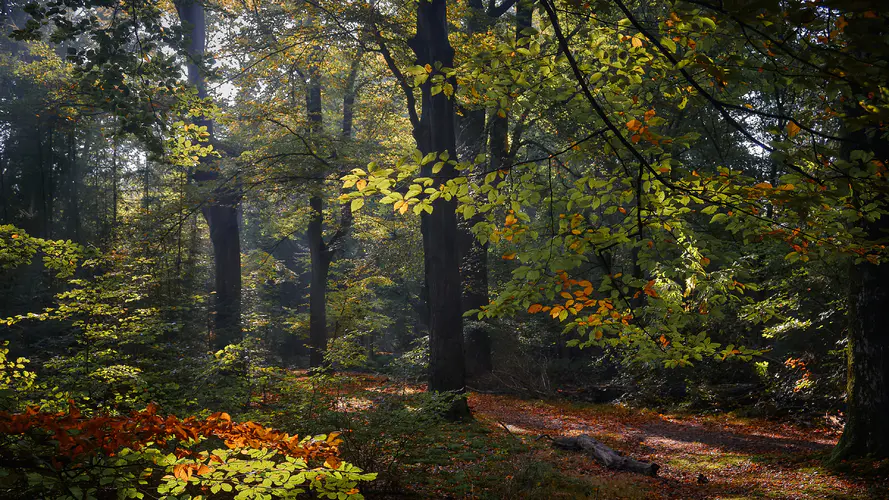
1, 0, 888, 498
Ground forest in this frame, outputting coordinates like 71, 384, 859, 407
1, 0, 888, 498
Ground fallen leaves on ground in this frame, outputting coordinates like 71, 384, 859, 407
469, 392, 876, 499
277, 373, 882, 499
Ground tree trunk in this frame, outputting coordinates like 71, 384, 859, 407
176, 0, 241, 349
833, 119, 889, 460
304, 31, 328, 368
835, 244, 889, 460
110, 133, 118, 242
410, 0, 470, 419
307, 195, 331, 368
66, 128, 82, 243
0, 149, 7, 222
462, 0, 534, 377
457, 0, 491, 378
341, 53, 362, 140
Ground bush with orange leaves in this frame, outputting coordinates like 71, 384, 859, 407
0, 401, 375, 499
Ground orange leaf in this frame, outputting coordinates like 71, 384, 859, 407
626, 119, 643, 132
786, 121, 801, 138
502, 253, 516, 260
528, 304, 543, 314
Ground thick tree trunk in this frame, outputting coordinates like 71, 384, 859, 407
206, 205, 242, 347
552, 435, 659, 476
833, 123, 889, 461
836, 245, 889, 460
410, 0, 470, 419
176, 0, 241, 349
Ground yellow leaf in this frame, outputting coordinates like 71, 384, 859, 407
631, 37, 643, 48
356, 179, 367, 191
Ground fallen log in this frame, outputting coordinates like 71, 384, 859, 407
551, 434, 660, 477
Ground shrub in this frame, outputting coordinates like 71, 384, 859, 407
0, 402, 375, 499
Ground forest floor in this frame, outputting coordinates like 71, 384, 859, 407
276, 372, 887, 499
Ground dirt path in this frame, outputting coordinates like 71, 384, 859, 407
468, 393, 876, 499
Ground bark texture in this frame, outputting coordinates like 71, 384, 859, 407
410, 0, 470, 419
834, 124, 889, 461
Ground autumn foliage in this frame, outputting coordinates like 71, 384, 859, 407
0, 402, 373, 499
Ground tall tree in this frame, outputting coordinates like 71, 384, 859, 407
410, 0, 470, 418
305, 36, 357, 368
175, 0, 242, 349
825, 1, 889, 460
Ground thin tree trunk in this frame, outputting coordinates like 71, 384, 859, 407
307, 196, 330, 368
110, 134, 118, 241
305, 29, 328, 368
0, 149, 7, 222
457, 0, 491, 378
410, 0, 469, 419
66, 128, 82, 242
341, 53, 362, 140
